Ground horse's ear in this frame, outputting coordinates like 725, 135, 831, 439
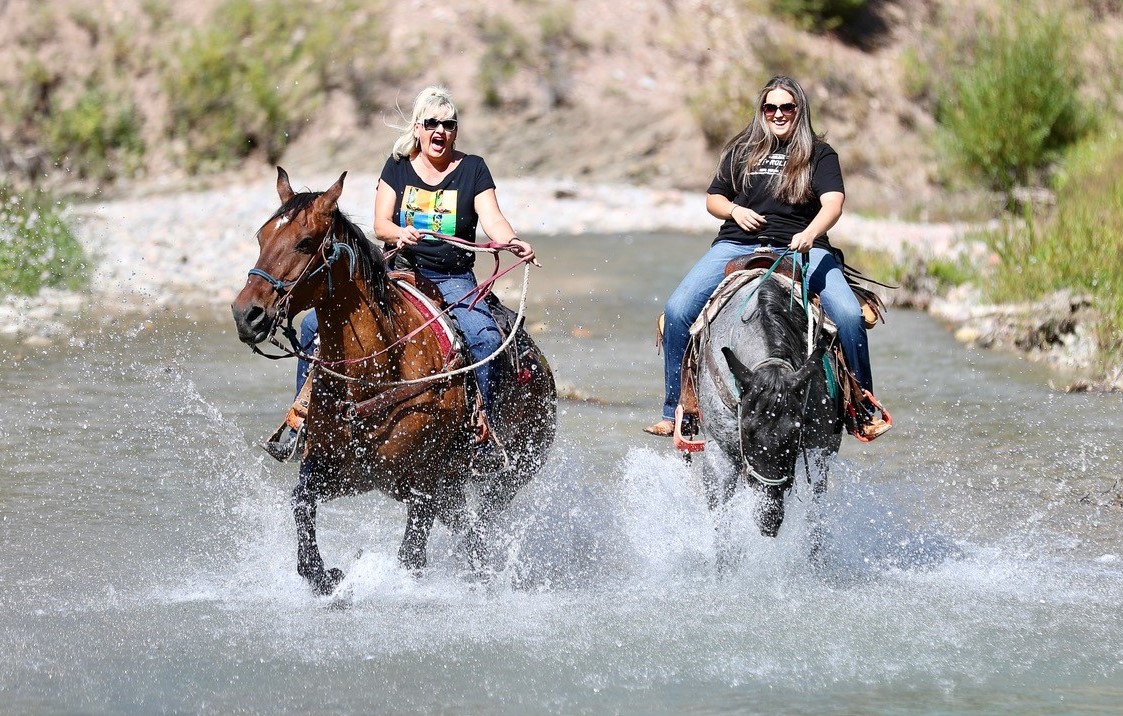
722, 346, 754, 389
314, 171, 347, 216
788, 342, 826, 389
277, 166, 295, 203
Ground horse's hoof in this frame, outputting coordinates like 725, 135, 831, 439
308, 567, 344, 596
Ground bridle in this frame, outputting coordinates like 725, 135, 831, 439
734, 357, 811, 487
246, 222, 536, 395
731, 252, 825, 488
245, 215, 357, 359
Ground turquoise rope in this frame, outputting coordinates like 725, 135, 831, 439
736, 249, 793, 320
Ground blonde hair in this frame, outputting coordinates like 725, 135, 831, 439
390, 85, 458, 159
719, 76, 820, 205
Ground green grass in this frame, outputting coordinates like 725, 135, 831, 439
770, 0, 866, 32
44, 84, 145, 181
0, 186, 89, 297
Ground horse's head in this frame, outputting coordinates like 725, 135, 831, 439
722, 345, 824, 486
231, 167, 352, 345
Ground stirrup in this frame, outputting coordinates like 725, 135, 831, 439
262, 382, 311, 462
673, 405, 705, 453
470, 425, 510, 476
263, 422, 304, 462
849, 389, 892, 443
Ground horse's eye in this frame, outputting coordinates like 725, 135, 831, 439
295, 237, 318, 254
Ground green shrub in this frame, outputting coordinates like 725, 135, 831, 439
771, 0, 866, 33
43, 85, 145, 180
926, 256, 974, 290
978, 133, 1123, 356
477, 17, 532, 109
0, 186, 89, 296
936, 4, 1089, 195
164, 0, 387, 173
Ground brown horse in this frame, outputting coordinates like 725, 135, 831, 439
231, 169, 557, 594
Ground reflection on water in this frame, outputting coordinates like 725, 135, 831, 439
1, 233, 1122, 714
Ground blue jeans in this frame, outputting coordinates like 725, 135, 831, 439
295, 312, 320, 397
295, 269, 502, 410
661, 242, 872, 420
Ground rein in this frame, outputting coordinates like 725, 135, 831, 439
252, 227, 536, 396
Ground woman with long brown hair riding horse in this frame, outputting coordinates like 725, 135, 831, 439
647, 75, 890, 443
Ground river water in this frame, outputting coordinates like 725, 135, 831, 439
2, 233, 1122, 714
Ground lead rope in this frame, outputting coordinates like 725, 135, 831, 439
276, 232, 534, 386
313, 259, 532, 389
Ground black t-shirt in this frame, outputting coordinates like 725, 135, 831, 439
707, 140, 844, 250
379, 153, 497, 273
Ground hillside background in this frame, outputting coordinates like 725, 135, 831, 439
6, 0, 1119, 218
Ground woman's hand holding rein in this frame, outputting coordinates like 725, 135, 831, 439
392, 225, 423, 247
499, 237, 538, 266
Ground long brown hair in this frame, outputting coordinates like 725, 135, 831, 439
719, 76, 820, 205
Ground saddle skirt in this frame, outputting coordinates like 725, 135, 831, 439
390, 273, 463, 359
690, 265, 833, 338
389, 270, 537, 388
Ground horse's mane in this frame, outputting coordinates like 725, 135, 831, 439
269, 191, 387, 296
756, 276, 808, 362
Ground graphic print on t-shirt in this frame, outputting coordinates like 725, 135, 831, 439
751, 151, 787, 179
400, 185, 457, 235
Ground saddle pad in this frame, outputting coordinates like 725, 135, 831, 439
392, 278, 463, 357
689, 269, 828, 335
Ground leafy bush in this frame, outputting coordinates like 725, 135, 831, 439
977, 133, 1123, 356
477, 17, 532, 109
0, 186, 89, 296
43, 85, 145, 180
935, 5, 1089, 195
771, 0, 866, 32
164, 0, 387, 173
476, 9, 585, 110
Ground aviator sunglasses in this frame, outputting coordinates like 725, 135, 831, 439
761, 103, 798, 116
421, 117, 458, 131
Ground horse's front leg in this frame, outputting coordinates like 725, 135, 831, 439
292, 461, 343, 595
701, 450, 737, 511
753, 483, 786, 538
398, 491, 436, 572
807, 454, 830, 564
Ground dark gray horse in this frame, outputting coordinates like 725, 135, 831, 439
695, 270, 844, 539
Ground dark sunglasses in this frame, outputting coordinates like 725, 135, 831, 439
421, 118, 458, 131
761, 103, 798, 116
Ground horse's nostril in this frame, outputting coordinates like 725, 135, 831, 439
245, 305, 265, 328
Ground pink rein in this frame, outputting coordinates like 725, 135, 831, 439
315, 231, 534, 369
